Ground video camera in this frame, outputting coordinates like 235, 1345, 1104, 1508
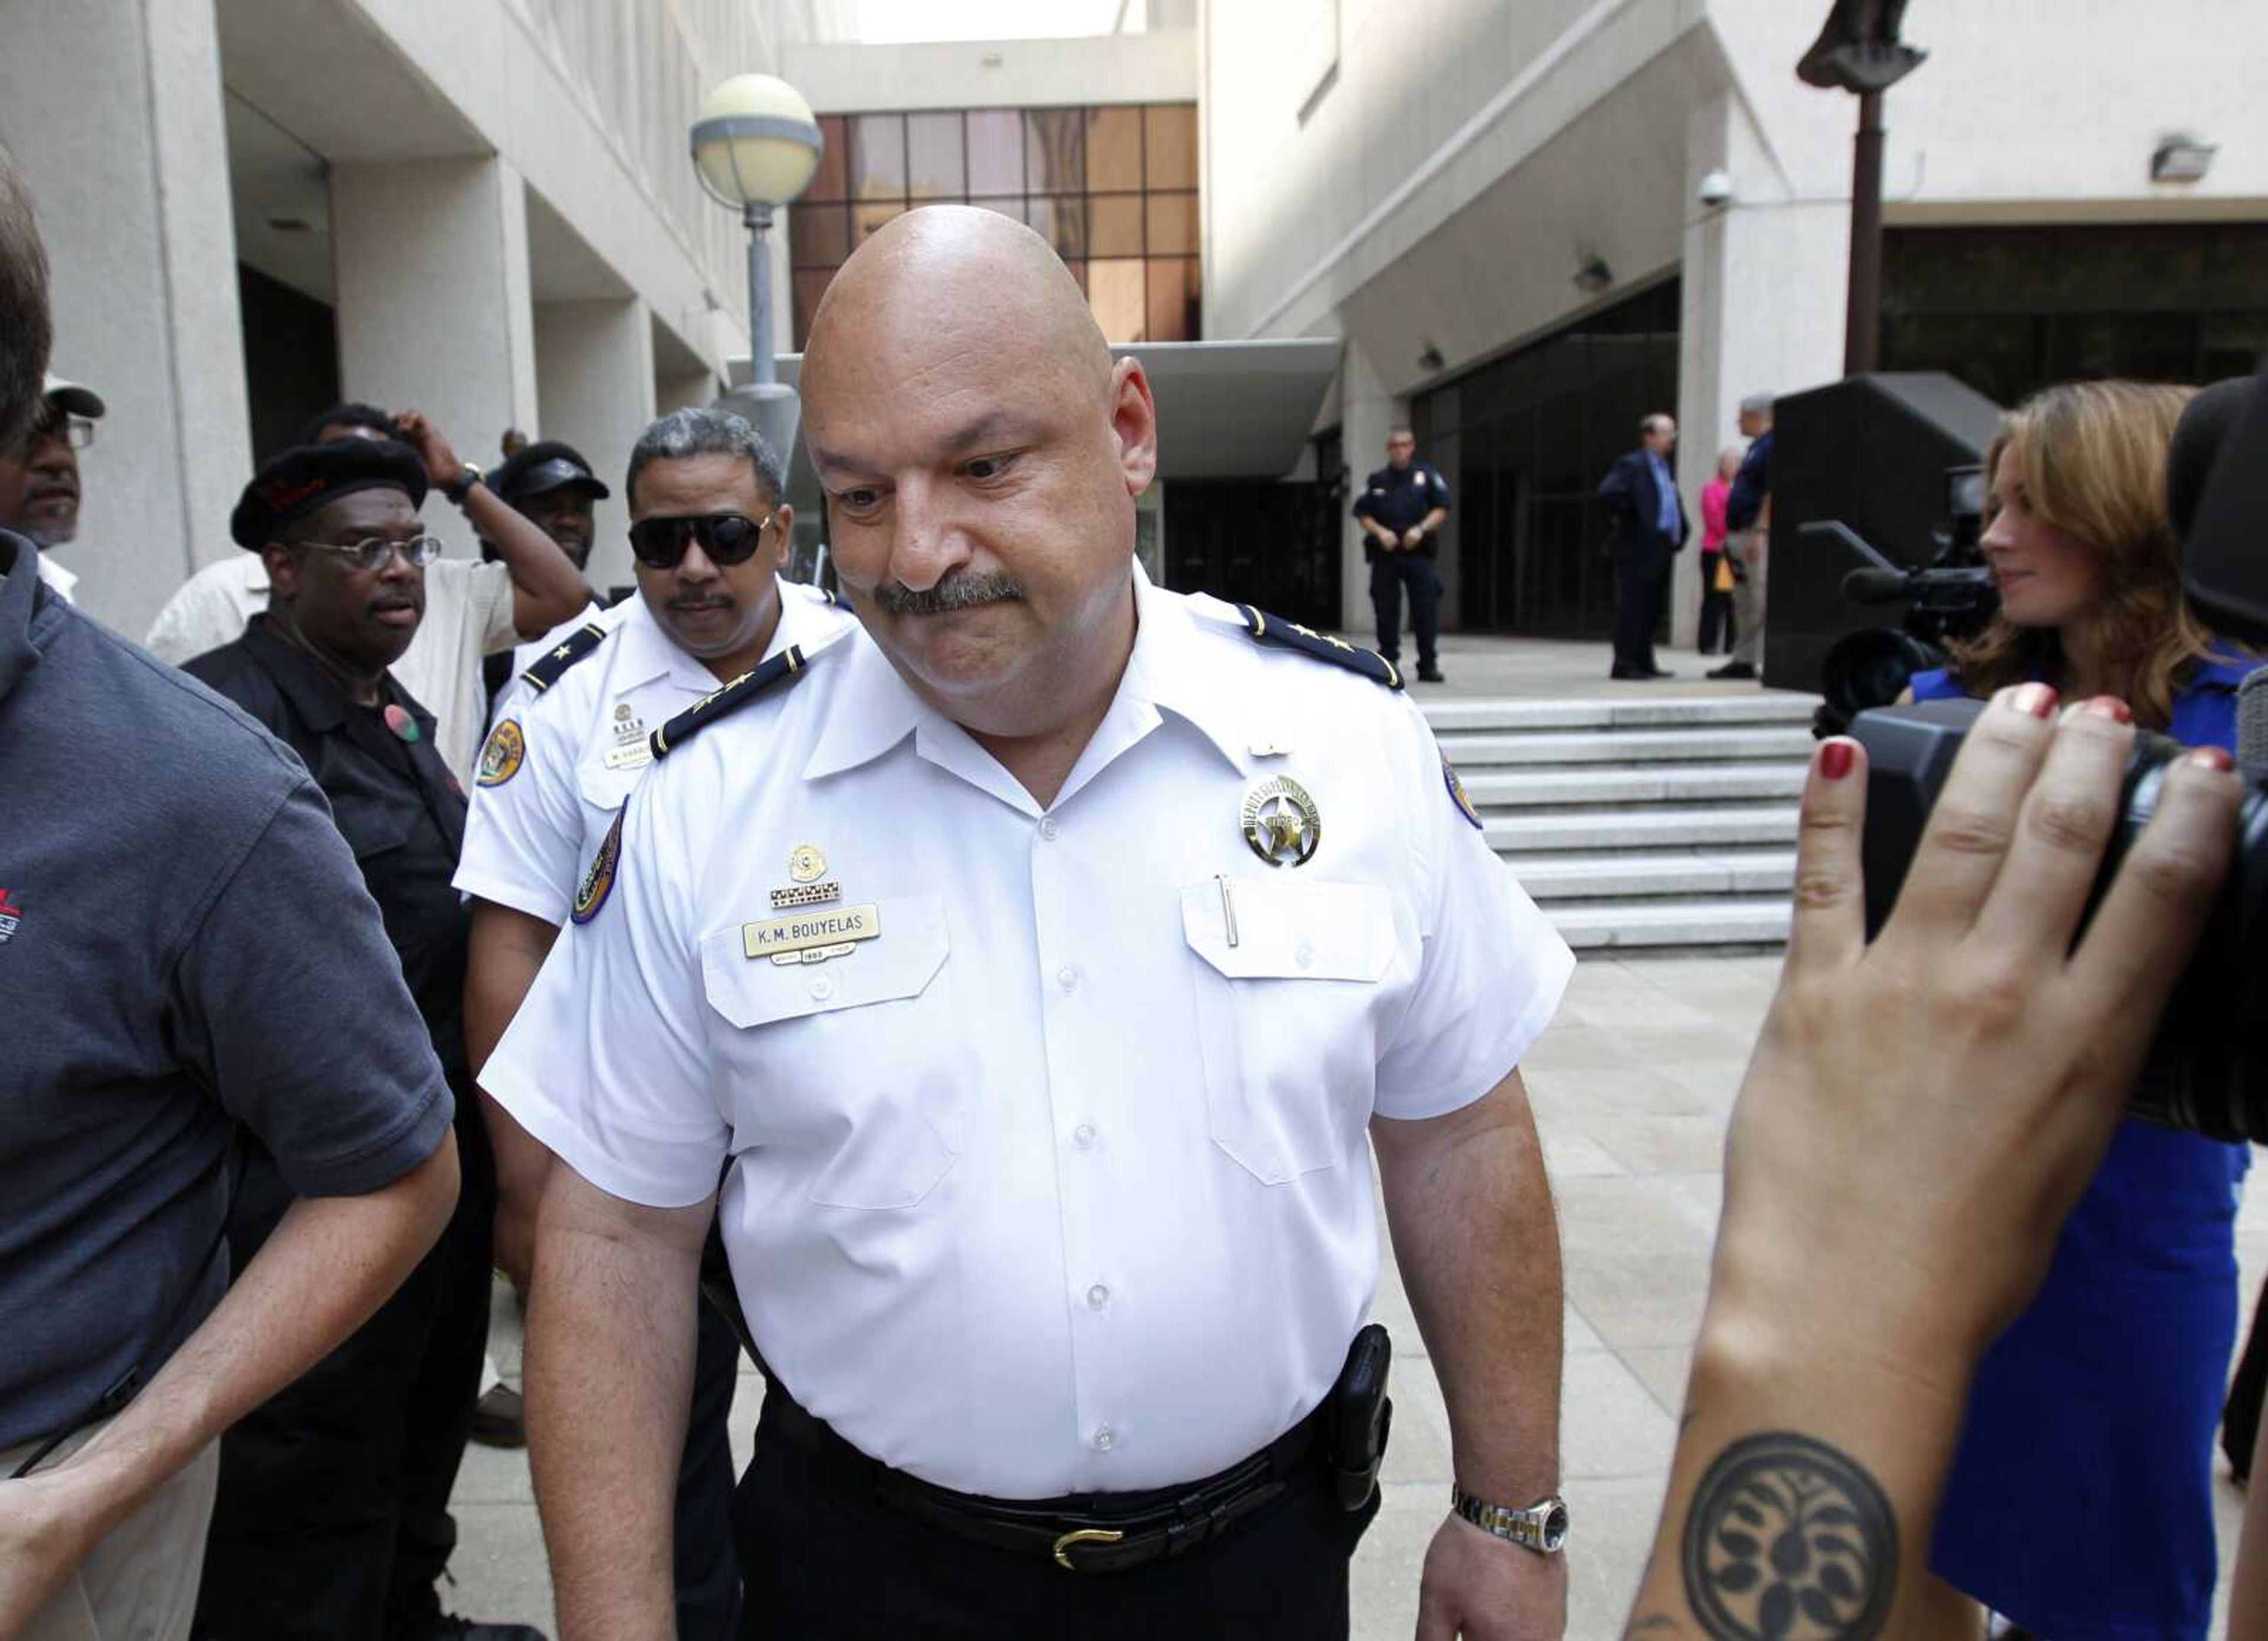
1844, 370, 2268, 1143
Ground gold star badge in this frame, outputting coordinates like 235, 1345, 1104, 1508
1241, 777, 1321, 868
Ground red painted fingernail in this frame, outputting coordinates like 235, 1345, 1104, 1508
2084, 696, 2133, 724
2010, 683, 2058, 719
1819, 740, 1855, 781
2186, 746, 2235, 772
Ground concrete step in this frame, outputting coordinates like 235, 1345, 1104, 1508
1439, 724, 1815, 768
1486, 804, 1799, 853
1547, 897, 1795, 951
1506, 848, 1796, 902
1422, 693, 1817, 733
1464, 762, 1806, 810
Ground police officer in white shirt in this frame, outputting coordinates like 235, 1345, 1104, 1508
457, 407, 852, 1640
482, 207, 1576, 1640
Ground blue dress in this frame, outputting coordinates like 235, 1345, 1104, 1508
1914, 655, 2253, 1638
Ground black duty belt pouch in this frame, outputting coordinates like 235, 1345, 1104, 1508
1327, 1322, 1392, 1512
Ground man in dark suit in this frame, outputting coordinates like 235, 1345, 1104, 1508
1595, 413, 1687, 680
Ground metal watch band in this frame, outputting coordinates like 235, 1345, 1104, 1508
1450, 1485, 1569, 1554
444, 462, 483, 505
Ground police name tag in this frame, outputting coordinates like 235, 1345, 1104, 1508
742, 903, 880, 963
602, 742, 654, 772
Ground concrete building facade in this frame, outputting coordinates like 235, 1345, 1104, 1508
0, 0, 850, 633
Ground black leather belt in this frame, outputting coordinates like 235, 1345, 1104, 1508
761, 1389, 1328, 1575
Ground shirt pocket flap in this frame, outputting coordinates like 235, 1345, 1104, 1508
575, 755, 646, 815
700, 895, 950, 1028
1180, 879, 1393, 983
332, 794, 415, 861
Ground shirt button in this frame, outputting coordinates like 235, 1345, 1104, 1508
1040, 818, 1060, 841
1073, 1123, 1097, 1150
1057, 964, 1081, 994
1086, 1283, 1110, 1311
1093, 1425, 1116, 1453
809, 973, 837, 1001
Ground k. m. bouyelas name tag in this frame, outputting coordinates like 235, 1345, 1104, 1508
742, 902, 881, 961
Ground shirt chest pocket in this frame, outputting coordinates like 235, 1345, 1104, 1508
575, 751, 649, 816
1180, 878, 1397, 1185
698, 895, 959, 1211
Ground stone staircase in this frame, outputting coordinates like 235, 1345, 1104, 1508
1423, 693, 1821, 954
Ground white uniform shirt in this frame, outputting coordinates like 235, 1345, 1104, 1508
456, 582, 852, 925
482, 566, 1572, 1498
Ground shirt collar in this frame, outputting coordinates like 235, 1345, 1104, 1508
803, 562, 1260, 790
620, 580, 842, 697
240, 614, 435, 739
34, 552, 76, 602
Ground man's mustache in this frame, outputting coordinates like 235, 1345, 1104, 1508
872, 570, 1023, 616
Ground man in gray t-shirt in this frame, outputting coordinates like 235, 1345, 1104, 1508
0, 143, 457, 1641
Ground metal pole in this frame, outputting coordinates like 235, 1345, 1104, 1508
745, 201, 776, 387
1845, 88, 1884, 376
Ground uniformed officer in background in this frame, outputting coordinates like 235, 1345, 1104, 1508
455, 405, 853, 1640
483, 206, 1574, 1640
1352, 426, 1451, 684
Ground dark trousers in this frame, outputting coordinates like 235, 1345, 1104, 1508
732, 1394, 1377, 1640
1611, 541, 1673, 675
1368, 550, 1441, 671
195, 1095, 496, 1641
1696, 553, 1735, 654
676, 1297, 745, 1641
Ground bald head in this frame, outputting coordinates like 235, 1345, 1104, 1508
805, 206, 1113, 409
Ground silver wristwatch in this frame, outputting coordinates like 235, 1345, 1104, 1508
1451, 1485, 1569, 1554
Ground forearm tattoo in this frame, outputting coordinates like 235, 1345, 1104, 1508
1672, 1432, 1898, 1639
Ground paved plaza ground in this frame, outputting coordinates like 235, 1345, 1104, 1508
449, 950, 2266, 1636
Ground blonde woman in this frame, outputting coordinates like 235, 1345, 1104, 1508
1904, 379, 2249, 1640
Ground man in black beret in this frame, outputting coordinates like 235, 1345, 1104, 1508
184, 440, 542, 1641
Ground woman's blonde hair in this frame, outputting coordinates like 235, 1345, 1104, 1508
1948, 379, 2215, 730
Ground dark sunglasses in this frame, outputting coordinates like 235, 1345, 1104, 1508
627, 511, 773, 569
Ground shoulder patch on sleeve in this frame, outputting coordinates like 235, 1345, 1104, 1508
476, 717, 526, 788
1442, 754, 1483, 830
1231, 604, 1403, 690
650, 641, 823, 760
572, 805, 623, 924
519, 621, 611, 694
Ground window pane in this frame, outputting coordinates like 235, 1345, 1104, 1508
793, 269, 835, 351
790, 201, 849, 268
852, 198, 904, 247
850, 114, 905, 201
1090, 258, 1146, 341
1145, 257, 1199, 341
1087, 106, 1142, 191
967, 110, 1023, 194
907, 112, 964, 200
1145, 191, 1198, 256
1026, 196, 1087, 259
1025, 109, 1085, 195
811, 116, 849, 201
1089, 195, 1143, 258
970, 194, 1023, 223
1145, 104, 1197, 190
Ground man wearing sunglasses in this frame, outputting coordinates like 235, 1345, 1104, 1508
181, 438, 542, 1641
455, 404, 852, 1640
0, 370, 102, 602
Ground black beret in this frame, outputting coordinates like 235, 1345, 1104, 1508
231, 438, 431, 550
490, 439, 610, 505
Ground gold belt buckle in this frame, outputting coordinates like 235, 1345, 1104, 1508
1051, 1526, 1125, 1571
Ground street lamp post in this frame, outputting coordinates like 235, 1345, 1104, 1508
691, 73, 824, 455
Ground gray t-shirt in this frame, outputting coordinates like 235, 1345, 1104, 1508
0, 530, 453, 1449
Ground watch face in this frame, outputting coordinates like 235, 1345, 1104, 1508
1541, 1499, 1570, 1552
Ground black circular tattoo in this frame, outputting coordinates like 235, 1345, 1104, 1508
1680, 1432, 1896, 1639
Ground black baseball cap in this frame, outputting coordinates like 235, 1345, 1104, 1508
490, 439, 610, 506
231, 438, 430, 550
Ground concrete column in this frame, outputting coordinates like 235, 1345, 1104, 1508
534, 297, 655, 594
1674, 94, 1847, 649
1337, 335, 1394, 636
333, 155, 539, 550
0, 0, 251, 635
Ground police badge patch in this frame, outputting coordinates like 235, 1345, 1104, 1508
1442, 755, 1483, 830
477, 719, 526, 788
573, 807, 624, 924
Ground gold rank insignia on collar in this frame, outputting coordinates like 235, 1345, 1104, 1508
1242, 775, 1321, 867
